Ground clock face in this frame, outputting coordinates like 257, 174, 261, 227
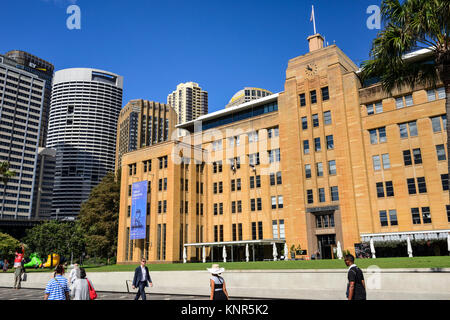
305, 63, 318, 77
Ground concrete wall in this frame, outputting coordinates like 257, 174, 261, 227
1, 268, 449, 300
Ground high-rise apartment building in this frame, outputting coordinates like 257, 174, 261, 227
0, 54, 46, 220
115, 99, 177, 170
167, 82, 208, 124
47, 68, 123, 219
117, 34, 448, 264
226, 87, 273, 108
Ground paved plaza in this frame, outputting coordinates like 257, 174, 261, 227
0, 287, 216, 300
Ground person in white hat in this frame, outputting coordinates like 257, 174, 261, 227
207, 264, 229, 300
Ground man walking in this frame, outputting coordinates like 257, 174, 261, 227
132, 258, 153, 300
344, 254, 366, 300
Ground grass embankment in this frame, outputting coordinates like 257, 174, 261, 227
12, 256, 450, 273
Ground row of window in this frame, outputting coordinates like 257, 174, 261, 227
302, 111, 332, 130
370, 115, 447, 144
303, 135, 334, 154
305, 160, 337, 178
378, 207, 438, 226
366, 87, 445, 115
307, 186, 339, 204
299, 87, 330, 107
376, 174, 448, 198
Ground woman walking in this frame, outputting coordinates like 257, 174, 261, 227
207, 264, 229, 300
70, 268, 95, 300
44, 264, 70, 300
13, 245, 25, 289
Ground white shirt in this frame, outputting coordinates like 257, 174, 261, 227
69, 268, 78, 284
70, 278, 92, 300
141, 266, 146, 281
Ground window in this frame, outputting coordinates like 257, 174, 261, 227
271, 196, 277, 209
316, 162, 323, 177
389, 210, 398, 226
212, 140, 222, 151
312, 114, 319, 127
272, 172, 280, 185
385, 181, 394, 197
323, 111, 332, 125
257, 198, 262, 211
412, 149, 422, 164
230, 180, 235, 192
272, 220, 278, 239
441, 174, 449, 191
382, 154, 390, 169
310, 90, 317, 104
303, 140, 310, 154
231, 201, 236, 214
330, 186, 339, 201
373, 155, 381, 171
437, 87, 445, 99
268, 126, 279, 138
250, 199, 256, 211
395, 97, 404, 109
367, 101, 383, 115
417, 177, 427, 193
436, 144, 446, 161
268, 149, 281, 163
431, 116, 443, 132
411, 208, 421, 224
379, 210, 388, 227
278, 195, 283, 208
399, 121, 418, 138
214, 203, 218, 215
422, 207, 432, 224
376, 182, 385, 198
447, 205, 450, 223
258, 221, 263, 240
219, 203, 223, 215
305, 164, 312, 179
299, 93, 306, 107
328, 160, 336, 175
318, 188, 325, 202
405, 95, 413, 106
403, 150, 412, 166
279, 220, 285, 239
307, 189, 313, 204
237, 200, 242, 213
255, 175, 261, 188
367, 104, 374, 115
314, 137, 321, 152
321, 87, 329, 101
251, 176, 256, 188
236, 179, 241, 191
302, 117, 308, 130
326, 135, 334, 150
427, 89, 436, 101
249, 153, 260, 166
248, 131, 259, 143
370, 127, 386, 144
128, 185, 132, 197
407, 178, 417, 195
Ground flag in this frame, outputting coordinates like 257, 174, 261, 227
310, 5, 314, 22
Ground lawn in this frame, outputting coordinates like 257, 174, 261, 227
14, 256, 450, 273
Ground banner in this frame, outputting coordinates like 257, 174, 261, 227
130, 180, 148, 240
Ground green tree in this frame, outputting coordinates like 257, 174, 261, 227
23, 221, 85, 261
78, 171, 120, 263
0, 232, 20, 262
361, 0, 450, 175
0, 161, 16, 216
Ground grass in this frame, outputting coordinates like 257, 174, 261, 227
11, 256, 450, 273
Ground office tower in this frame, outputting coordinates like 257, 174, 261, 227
117, 34, 448, 263
0, 54, 46, 220
167, 82, 208, 124
115, 99, 177, 170
47, 68, 123, 219
225, 87, 273, 108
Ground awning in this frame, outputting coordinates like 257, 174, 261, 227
361, 230, 450, 242
183, 239, 286, 247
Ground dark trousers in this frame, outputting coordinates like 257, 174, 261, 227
134, 281, 147, 300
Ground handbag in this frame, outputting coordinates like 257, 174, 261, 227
86, 278, 97, 300
21, 272, 27, 282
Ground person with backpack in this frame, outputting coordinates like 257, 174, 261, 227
44, 264, 70, 300
207, 264, 229, 300
344, 254, 367, 300
70, 267, 96, 300
13, 245, 25, 289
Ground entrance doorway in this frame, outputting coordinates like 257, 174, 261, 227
317, 234, 336, 259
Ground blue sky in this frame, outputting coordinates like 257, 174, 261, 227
1, 0, 381, 113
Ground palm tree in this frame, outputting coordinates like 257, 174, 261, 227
0, 161, 16, 217
360, 0, 449, 181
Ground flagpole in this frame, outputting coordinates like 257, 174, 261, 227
311, 5, 317, 34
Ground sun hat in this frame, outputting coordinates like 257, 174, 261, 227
207, 263, 225, 274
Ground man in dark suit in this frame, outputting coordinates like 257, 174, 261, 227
132, 258, 153, 300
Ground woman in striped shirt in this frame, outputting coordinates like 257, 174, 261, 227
44, 264, 70, 300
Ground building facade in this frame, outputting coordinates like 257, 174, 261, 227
0, 55, 46, 220
117, 34, 449, 263
225, 87, 273, 108
115, 99, 177, 171
167, 82, 208, 124
47, 68, 123, 219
